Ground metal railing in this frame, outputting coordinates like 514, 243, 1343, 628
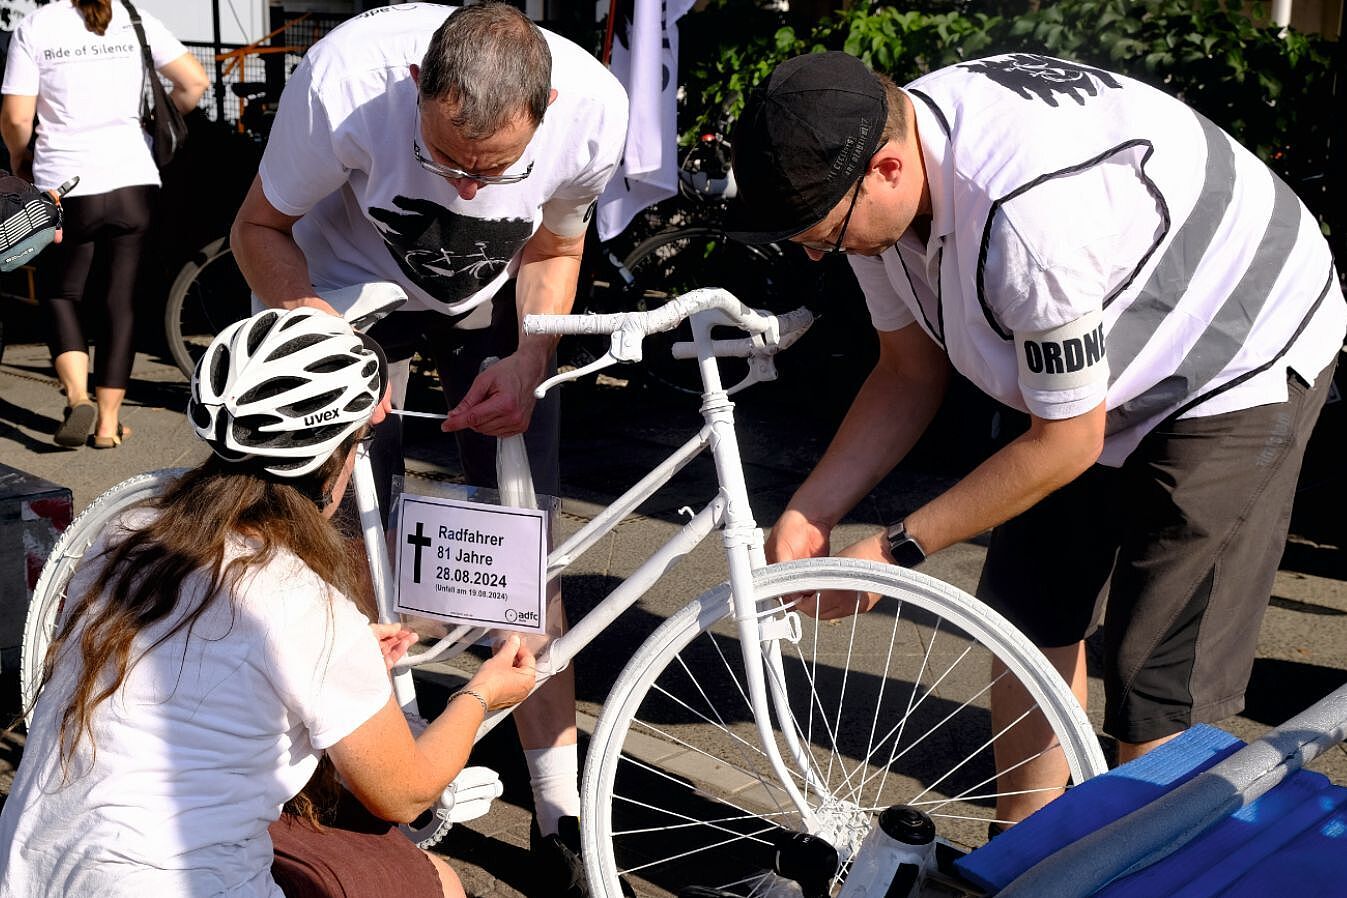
183, 11, 355, 130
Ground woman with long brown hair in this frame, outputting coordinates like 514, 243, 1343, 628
1, 0, 208, 448
0, 308, 537, 897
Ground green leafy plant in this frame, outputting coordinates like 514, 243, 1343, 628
678, 0, 1341, 253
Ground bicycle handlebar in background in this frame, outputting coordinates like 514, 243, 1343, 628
524, 288, 813, 397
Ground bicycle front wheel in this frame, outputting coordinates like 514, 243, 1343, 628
21, 470, 184, 718
164, 238, 252, 378
581, 558, 1106, 897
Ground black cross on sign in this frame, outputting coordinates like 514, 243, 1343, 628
407, 521, 432, 584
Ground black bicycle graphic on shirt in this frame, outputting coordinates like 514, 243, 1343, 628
402, 241, 509, 282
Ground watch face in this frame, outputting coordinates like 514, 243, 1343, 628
890, 538, 924, 568
886, 524, 925, 568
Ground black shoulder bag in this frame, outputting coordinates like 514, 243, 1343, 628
119, 0, 188, 168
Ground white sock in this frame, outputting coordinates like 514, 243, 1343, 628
524, 744, 580, 836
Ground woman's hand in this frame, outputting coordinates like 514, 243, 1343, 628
466, 634, 537, 711
370, 622, 417, 671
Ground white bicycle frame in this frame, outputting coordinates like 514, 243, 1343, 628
353, 288, 825, 831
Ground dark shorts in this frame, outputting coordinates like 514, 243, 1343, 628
270, 795, 442, 898
364, 283, 561, 519
977, 365, 1334, 743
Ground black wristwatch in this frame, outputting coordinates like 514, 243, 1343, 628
884, 520, 927, 568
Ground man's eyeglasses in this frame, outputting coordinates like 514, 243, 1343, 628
798, 176, 864, 255
411, 139, 534, 185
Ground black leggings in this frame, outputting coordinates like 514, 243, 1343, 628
45, 185, 156, 391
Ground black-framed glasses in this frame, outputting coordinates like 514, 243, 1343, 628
411, 105, 533, 185
798, 176, 864, 255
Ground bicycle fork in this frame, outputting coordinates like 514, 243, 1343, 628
688, 313, 824, 838
352, 441, 422, 715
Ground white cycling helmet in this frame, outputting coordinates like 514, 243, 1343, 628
188, 307, 382, 478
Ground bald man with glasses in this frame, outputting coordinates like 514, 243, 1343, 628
231, 4, 626, 895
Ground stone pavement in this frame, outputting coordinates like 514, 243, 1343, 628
1, 340, 1345, 896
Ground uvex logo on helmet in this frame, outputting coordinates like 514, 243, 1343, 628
304, 408, 341, 427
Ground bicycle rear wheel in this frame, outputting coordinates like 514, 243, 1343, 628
21, 470, 184, 718
581, 558, 1106, 898
164, 238, 252, 378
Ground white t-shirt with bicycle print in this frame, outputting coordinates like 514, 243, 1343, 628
2, 1, 187, 197
259, 3, 628, 322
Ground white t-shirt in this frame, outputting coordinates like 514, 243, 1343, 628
0, 510, 391, 898
259, 3, 628, 324
2, 2, 186, 196
854, 54, 1346, 465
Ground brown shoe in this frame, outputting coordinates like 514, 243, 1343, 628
54, 399, 97, 448
90, 422, 132, 449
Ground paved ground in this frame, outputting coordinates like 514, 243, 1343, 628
1, 338, 1345, 896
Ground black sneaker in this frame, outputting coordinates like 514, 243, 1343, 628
530, 815, 589, 897
530, 816, 635, 897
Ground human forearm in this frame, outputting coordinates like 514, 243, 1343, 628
230, 176, 333, 313
160, 53, 209, 114
902, 405, 1103, 553
786, 321, 951, 533
512, 228, 584, 372
331, 637, 535, 823
1, 96, 35, 174
788, 363, 945, 529
839, 403, 1105, 568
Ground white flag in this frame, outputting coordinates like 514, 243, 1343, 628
596, 0, 697, 242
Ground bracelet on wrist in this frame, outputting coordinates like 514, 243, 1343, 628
450, 687, 489, 715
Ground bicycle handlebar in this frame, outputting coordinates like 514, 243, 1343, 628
524, 289, 813, 398
524, 287, 778, 340
670, 307, 813, 360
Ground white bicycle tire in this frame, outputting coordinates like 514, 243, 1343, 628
581, 557, 1107, 897
21, 469, 185, 718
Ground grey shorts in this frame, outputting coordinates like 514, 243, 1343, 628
976, 364, 1334, 743
363, 285, 561, 520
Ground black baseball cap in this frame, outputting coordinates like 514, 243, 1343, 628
727, 52, 887, 245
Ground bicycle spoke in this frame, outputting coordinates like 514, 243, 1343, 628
910, 702, 1038, 804
669, 651, 794, 822
613, 806, 801, 838
616, 820, 783, 878
627, 717, 812, 798
865, 613, 940, 811
854, 640, 985, 802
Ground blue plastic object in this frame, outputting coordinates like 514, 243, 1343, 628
956, 724, 1347, 896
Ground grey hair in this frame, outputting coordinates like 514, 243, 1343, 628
418, 3, 552, 140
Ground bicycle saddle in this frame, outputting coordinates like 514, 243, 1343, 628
315, 282, 408, 333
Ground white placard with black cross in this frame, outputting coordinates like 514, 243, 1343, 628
394, 493, 547, 633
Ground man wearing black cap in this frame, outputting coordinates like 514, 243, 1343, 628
729, 51, 1345, 827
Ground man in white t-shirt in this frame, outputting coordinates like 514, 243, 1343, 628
230, 4, 627, 892
727, 52, 1345, 830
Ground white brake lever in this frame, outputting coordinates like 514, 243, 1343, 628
534, 350, 620, 398
533, 324, 648, 397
